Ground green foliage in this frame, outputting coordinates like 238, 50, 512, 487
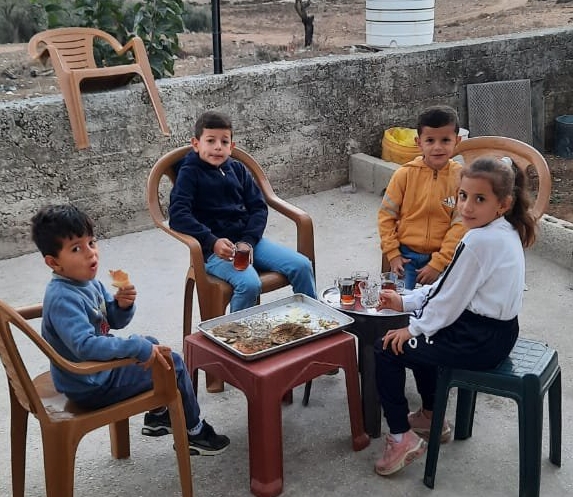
182, 3, 211, 33
131, 0, 184, 78
32, 0, 185, 79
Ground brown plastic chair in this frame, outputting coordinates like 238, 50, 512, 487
147, 145, 316, 393
0, 300, 193, 497
28, 27, 170, 150
381, 135, 552, 271
454, 136, 551, 221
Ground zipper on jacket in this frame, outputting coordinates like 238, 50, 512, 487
426, 170, 438, 248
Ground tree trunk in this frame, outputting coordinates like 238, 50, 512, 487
295, 0, 315, 47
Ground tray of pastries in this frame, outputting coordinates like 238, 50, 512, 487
198, 294, 355, 360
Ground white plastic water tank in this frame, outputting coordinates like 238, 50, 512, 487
366, 0, 435, 48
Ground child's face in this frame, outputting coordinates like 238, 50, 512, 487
415, 124, 461, 170
457, 176, 511, 230
45, 235, 99, 282
191, 128, 234, 167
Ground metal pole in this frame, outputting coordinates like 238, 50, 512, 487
211, 0, 223, 74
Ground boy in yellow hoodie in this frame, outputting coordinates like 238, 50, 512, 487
378, 105, 467, 289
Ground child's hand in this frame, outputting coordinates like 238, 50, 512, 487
214, 238, 235, 261
115, 284, 136, 309
382, 327, 412, 355
389, 256, 411, 277
416, 265, 440, 286
378, 289, 404, 312
140, 344, 172, 370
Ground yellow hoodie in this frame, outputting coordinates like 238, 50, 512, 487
378, 156, 467, 273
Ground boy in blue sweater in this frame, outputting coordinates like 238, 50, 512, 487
31, 204, 230, 456
169, 111, 317, 312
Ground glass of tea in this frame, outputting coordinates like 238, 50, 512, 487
335, 277, 356, 306
233, 241, 252, 271
380, 272, 405, 293
352, 270, 369, 298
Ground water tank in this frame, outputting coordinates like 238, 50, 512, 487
366, 0, 435, 48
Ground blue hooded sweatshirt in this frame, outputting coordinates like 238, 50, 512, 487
41, 275, 151, 400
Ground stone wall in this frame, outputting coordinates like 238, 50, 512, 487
2, 27, 573, 259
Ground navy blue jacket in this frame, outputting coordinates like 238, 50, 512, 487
168, 150, 268, 259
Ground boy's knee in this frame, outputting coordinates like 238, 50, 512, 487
235, 277, 262, 297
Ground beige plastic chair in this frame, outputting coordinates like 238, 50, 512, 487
28, 27, 170, 149
147, 145, 316, 393
0, 300, 193, 497
381, 135, 552, 271
454, 136, 551, 221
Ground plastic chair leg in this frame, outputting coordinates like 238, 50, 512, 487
10, 389, 28, 497
548, 369, 562, 466
519, 384, 543, 497
454, 388, 477, 440
60, 79, 90, 149
423, 369, 452, 489
109, 418, 130, 459
42, 430, 77, 497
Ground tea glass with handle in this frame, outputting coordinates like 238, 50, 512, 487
359, 280, 381, 313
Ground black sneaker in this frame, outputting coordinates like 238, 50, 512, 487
142, 410, 172, 437
188, 420, 230, 456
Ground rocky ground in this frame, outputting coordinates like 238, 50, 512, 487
1, 0, 573, 221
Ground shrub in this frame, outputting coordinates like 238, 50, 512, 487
0, 1, 45, 43
182, 2, 211, 33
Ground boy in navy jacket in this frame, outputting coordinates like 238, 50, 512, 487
169, 111, 316, 312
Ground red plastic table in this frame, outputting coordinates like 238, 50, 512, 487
184, 331, 370, 497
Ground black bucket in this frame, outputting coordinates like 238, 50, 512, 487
554, 115, 573, 158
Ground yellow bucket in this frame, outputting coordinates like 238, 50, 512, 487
381, 127, 421, 164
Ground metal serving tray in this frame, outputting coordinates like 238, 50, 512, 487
198, 294, 355, 361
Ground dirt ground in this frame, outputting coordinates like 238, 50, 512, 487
1, 0, 573, 222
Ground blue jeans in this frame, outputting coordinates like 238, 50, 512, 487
205, 237, 317, 312
71, 336, 201, 430
400, 244, 432, 290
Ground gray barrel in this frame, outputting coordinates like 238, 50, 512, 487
366, 0, 435, 48
554, 115, 573, 158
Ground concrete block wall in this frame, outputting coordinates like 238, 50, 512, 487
2, 27, 573, 259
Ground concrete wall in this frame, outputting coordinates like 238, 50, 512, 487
2, 27, 573, 259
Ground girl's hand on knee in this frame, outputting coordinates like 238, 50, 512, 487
382, 327, 412, 355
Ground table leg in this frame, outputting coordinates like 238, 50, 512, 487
247, 388, 284, 497
360, 341, 381, 438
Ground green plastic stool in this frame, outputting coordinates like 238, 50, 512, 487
424, 337, 561, 497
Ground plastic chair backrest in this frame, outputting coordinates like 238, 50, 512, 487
27, 27, 170, 149
454, 136, 551, 221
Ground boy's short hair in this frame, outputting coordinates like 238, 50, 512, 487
194, 111, 233, 138
417, 105, 460, 134
31, 204, 94, 257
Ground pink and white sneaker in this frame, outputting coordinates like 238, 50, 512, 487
408, 408, 451, 443
375, 430, 427, 476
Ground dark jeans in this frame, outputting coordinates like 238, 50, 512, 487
71, 336, 201, 430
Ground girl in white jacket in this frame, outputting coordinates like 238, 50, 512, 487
374, 156, 537, 476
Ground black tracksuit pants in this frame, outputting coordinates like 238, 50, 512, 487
374, 309, 519, 434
